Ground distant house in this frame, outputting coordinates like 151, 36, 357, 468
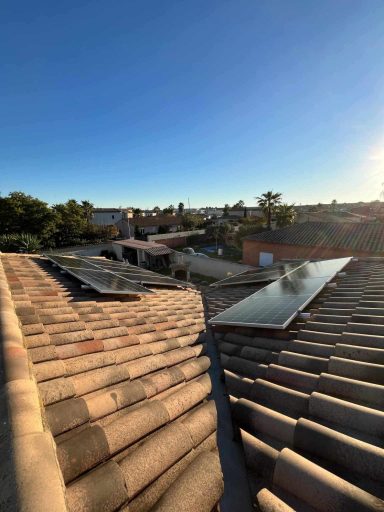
92, 208, 132, 226
112, 239, 173, 269
117, 215, 183, 238
243, 222, 384, 266
228, 207, 264, 219
295, 210, 374, 224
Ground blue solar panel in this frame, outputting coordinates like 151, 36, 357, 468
46, 255, 153, 295
209, 258, 352, 329
210, 261, 308, 287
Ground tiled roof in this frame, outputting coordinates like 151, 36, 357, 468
130, 216, 183, 228
0, 254, 223, 512
245, 222, 384, 253
94, 208, 127, 212
205, 285, 265, 320
113, 240, 173, 256
210, 258, 384, 511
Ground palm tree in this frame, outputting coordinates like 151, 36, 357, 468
256, 191, 282, 229
81, 200, 94, 224
275, 203, 296, 228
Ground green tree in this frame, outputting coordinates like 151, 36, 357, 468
178, 202, 185, 214
52, 199, 88, 246
162, 205, 174, 215
158, 225, 170, 234
81, 200, 94, 224
153, 206, 161, 214
0, 191, 57, 244
182, 213, 204, 230
233, 200, 245, 209
330, 199, 337, 212
0, 233, 41, 253
235, 223, 265, 249
133, 208, 142, 216
256, 191, 282, 230
206, 223, 233, 250
275, 203, 297, 228
223, 204, 230, 217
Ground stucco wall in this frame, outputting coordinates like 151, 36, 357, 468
50, 243, 113, 256
148, 230, 206, 249
176, 252, 255, 279
92, 212, 123, 226
242, 239, 384, 266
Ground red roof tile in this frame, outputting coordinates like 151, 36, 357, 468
0, 254, 223, 512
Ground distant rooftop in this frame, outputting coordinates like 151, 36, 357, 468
246, 221, 384, 253
113, 238, 173, 256
129, 215, 183, 227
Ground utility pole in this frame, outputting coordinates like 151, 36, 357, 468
188, 197, 191, 213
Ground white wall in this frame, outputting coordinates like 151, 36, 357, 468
113, 243, 123, 260
50, 243, 113, 256
174, 252, 255, 280
92, 211, 123, 226
148, 229, 205, 241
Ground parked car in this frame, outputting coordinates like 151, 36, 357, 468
182, 247, 195, 255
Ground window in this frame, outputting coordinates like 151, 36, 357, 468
259, 252, 273, 266
112, 215, 115, 219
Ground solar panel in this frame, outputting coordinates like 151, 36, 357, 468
46, 254, 191, 294
80, 256, 190, 287
62, 267, 153, 294
46, 255, 153, 295
48, 255, 99, 270
209, 257, 352, 329
210, 261, 308, 287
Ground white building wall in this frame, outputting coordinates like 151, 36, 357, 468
92, 211, 123, 226
174, 252, 255, 279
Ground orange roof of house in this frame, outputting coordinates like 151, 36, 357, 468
208, 257, 384, 511
0, 253, 223, 511
246, 221, 384, 253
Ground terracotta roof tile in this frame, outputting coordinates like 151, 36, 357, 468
246, 221, 384, 253
0, 253, 222, 511
211, 257, 384, 511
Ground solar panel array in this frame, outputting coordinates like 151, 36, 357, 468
80, 256, 191, 287
209, 257, 352, 329
210, 261, 309, 287
46, 254, 190, 295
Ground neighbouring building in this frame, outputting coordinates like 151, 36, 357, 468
112, 239, 174, 269
228, 207, 264, 219
243, 222, 384, 266
117, 215, 184, 238
92, 207, 133, 226
295, 210, 375, 224
147, 229, 206, 248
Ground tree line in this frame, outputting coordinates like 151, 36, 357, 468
0, 190, 296, 253
0, 192, 117, 252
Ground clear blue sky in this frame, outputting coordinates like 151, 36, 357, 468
1, 0, 384, 208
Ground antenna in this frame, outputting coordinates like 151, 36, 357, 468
380, 183, 384, 202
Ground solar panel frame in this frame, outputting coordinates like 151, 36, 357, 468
210, 261, 309, 287
46, 253, 191, 293
46, 255, 154, 295
79, 256, 191, 287
48, 255, 100, 270
209, 257, 352, 329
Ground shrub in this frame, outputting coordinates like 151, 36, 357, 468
0, 233, 41, 253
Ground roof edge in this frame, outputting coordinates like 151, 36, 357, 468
0, 256, 68, 512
